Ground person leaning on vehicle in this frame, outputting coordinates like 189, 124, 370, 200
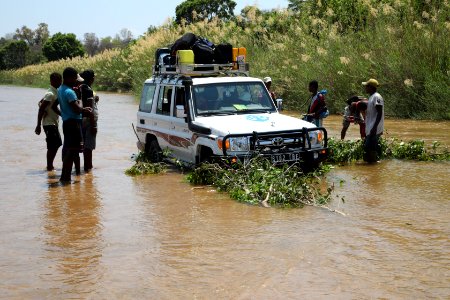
362, 78, 384, 163
58, 67, 92, 182
35, 72, 63, 171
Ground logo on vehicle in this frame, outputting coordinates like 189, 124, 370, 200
272, 137, 284, 146
246, 115, 269, 122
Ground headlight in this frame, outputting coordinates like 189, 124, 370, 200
218, 137, 250, 152
309, 130, 324, 146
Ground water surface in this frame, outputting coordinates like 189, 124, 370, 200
0, 86, 448, 299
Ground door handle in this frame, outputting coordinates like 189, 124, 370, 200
140, 119, 145, 124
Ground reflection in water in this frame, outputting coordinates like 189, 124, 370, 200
43, 173, 103, 296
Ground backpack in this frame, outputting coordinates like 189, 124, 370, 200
170, 33, 197, 55
214, 43, 233, 64
192, 40, 215, 64
317, 89, 329, 118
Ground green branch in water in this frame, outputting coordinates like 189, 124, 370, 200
125, 152, 166, 175
187, 156, 333, 208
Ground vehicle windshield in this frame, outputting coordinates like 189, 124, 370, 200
193, 82, 276, 116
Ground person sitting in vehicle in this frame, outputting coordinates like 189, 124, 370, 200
195, 86, 219, 111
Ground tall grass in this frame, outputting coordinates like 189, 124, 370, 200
0, 0, 449, 119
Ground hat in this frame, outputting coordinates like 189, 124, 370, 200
76, 74, 84, 82
263, 77, 272, 83
362, 78, 379, 88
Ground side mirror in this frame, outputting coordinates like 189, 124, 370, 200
276, 99, 283, 111
176, 105, 187, 118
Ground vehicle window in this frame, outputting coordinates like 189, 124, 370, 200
156, 86, 173, 116
139, 84, 156, 113
193, 82, 275, 115
173, 87, 185, 117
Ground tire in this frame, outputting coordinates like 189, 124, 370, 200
145, 139, 162, 162
199, 147, 213, 163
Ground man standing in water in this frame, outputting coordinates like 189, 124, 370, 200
58, 67, 91, 182
79, 70, 98, 172
35, 72, 62, 171
362, 78, 384, 163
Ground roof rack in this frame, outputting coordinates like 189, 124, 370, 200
153, 62, 250, 77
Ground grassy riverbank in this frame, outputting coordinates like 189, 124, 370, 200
1, 1, 449, 119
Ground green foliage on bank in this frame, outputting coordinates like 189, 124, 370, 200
327, 138, 450, 163
1, 0, 449, 119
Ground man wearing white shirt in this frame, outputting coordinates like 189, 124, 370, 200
362, 78, 384, 162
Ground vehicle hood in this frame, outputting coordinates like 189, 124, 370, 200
193, 113, 317, 136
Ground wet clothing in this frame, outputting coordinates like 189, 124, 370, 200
364, 134, 382, 162
80, 84, 98, 150
62, 119, 83, 151
42, 86, 59, 126
43, 125, 62, 150
82, 118, 96, 150
58, 84, 81, 121
365, 92, 384, 136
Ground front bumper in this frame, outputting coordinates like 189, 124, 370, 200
220, 127, 329, 165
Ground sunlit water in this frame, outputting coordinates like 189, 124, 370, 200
0, 86, 449, 299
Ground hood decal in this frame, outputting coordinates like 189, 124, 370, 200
246, 115, 270, 122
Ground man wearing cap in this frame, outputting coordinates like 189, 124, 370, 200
79, 69, 98, 172
263, 77, 276, 100
362, 78, 384, 162
58, 67, 92, 182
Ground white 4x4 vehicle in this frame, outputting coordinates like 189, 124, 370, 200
136, 63, 328, 169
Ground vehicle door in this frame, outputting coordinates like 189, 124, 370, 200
152, 85, 174, 152
169, 86, 194, 163
137, 83, 157, 142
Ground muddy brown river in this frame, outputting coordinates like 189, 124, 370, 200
0, 86, 449, 299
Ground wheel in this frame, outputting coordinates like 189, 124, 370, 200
199, 147, 213, 163
145, 139, 162, 162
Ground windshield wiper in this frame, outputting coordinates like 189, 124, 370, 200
198, 111, 237, 116
235, 109, 272, 114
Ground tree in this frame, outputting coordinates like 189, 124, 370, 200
42, 33, 85, 61
14, 26, 35, 45
288, 0, 307, 12
84, 33, 100, 56
112, 28, 134, 49
12, 23, 49, 64
33, 23, 50, 46
147, 25, 158, 35
175, 0, 237, 24
98, 36, 113, 52
0, 40, 29, 69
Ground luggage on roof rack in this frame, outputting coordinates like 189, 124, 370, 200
153, 61, 249, 77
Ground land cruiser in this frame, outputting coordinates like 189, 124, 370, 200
135, 59, 328, 168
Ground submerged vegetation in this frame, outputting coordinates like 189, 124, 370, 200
125, 152, 166, 176
125, 137, 449, 208
187, 158, 333, 208
1, 0, 449, 119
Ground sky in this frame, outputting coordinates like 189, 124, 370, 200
0, 0, 289, 40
